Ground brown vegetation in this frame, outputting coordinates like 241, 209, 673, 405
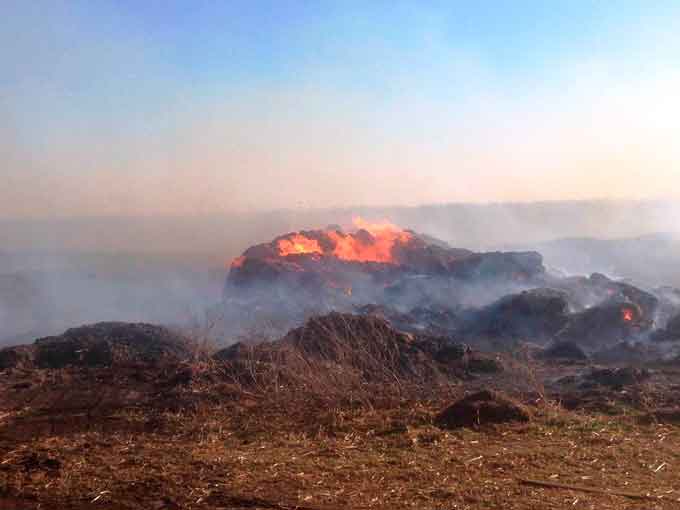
2, 315, 680, 509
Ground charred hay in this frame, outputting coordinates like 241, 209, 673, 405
549, 272, 658, 317
0, 322, 193, 370
538, 340, 589, 361
584, 366, 651, 388
555, 300, 647, 349
0, 345, 34, 370
458, 288, 570, 344
592, 341, 660, 364
651, 312, 680, 342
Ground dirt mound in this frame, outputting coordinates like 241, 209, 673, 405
434, 390, 530, 429
538, 341, 588, 361
1, 322, 192, 370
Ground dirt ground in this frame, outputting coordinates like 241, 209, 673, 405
1, 359, 680, 510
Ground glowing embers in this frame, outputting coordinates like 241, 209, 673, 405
622, 307, 635, 323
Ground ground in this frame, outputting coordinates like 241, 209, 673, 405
1, 359, 680, 509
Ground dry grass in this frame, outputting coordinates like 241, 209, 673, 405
2, 388, 680, 510
2, 336, 680, 509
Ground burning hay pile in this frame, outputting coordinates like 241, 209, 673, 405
226, 219, 545, 297
4, 218, 678, 402
218, 218, 673, 361
220, 217, 546, 338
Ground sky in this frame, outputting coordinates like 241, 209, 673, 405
3, 1, 680, 218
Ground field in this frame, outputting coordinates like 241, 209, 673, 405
2, 356, 680, 510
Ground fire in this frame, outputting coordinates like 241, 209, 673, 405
329, 217, 413, 263
622, 308, 635, 322
272, 217, 412, 264
277, 234, 323, 256
352, 217, 409, 239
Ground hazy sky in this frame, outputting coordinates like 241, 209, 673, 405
3, 1, 680, 218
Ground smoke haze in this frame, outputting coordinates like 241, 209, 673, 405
3, 3, 680, 345
2, 200, 680, 346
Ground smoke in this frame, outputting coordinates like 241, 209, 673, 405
5, 4, 680, 346
3, 199, 680, 347
0, 252, 225, 347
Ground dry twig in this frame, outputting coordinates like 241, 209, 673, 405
519, 478, 659, 501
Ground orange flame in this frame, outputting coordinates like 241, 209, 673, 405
334, 217, 412, 263
271, 217, 412, 264
277, 234, 323, 256
352, 217, 408, 238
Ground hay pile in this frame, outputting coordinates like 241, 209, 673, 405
435, 390, 531, 429
0, 322, 192, 370
214, 312, 486, 396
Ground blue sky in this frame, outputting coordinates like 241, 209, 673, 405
3, 1, 680, 217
